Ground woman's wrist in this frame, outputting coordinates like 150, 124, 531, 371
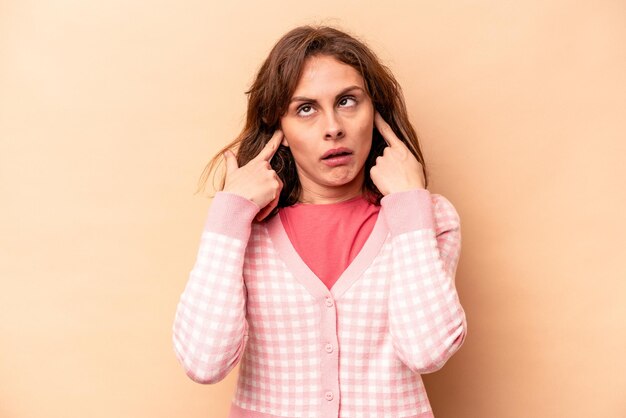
203, 192, 261, 240
381, 188, 435, 235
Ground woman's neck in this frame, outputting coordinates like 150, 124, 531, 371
298, 188, 363, 205
297, 172, 365, 205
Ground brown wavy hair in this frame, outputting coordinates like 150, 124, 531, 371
195, 25, 429, 219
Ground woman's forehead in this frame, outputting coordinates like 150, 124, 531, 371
291, 55, 365, 98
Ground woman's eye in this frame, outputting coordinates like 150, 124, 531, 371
339, 96, 357, 107
297, 105, 314, 116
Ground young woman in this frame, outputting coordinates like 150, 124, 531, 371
173, 25, 467, 418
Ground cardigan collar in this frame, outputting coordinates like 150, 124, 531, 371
266, 207, 389, 300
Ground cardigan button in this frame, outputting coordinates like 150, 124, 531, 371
325, 391, 334, 401
325, 298, 334, 307
325, 343, 333, 353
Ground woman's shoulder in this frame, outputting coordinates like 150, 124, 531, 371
430, 192, 461, 230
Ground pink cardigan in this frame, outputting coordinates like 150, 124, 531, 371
172, 188, 467, 417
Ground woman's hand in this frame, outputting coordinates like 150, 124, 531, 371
370, 112, 425, 195
223, 130, 284, 221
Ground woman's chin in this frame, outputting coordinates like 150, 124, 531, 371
298, 163, 366, 190
321, 170, 363, 188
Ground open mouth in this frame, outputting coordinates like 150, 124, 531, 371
322, 148, 353, 159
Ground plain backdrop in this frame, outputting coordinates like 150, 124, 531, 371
1, 1, 625, 417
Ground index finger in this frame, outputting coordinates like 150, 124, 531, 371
254, 129, 284, 162
374, 112, 404, 148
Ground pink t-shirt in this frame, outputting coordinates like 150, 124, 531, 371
278, 195, 380, 291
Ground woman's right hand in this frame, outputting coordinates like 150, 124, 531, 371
223, 130, 284, 222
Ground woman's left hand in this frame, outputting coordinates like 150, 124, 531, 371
370, 111, 426, 195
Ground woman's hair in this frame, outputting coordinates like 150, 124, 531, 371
196, 25, 429, 217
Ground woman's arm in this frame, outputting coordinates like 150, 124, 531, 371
382, 188, 467, 374
172, 192, 260, 384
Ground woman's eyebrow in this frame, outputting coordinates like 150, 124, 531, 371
289, 85, 365, 104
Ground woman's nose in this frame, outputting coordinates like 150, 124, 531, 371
324, 111, 344, 140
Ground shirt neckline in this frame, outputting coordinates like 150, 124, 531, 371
266, 205, 389, 300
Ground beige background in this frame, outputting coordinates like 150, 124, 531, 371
1, 1, 625, 417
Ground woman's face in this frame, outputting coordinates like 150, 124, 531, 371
279, 54, 374, 203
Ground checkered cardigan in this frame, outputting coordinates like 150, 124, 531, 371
173, 188, 467, 417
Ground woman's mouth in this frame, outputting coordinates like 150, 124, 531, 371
321, 148, 353, 166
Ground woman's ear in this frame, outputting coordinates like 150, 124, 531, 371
277, 122, 289, 147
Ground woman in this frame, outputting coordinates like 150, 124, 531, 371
173, 25, 467, 418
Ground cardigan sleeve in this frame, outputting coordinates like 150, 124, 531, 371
172, 191, 260, 384
381, 188, 467, 374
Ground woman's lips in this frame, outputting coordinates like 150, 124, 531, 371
321, 147, 353, 167
321, 147, 352, 159
321, 154, 353, 167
